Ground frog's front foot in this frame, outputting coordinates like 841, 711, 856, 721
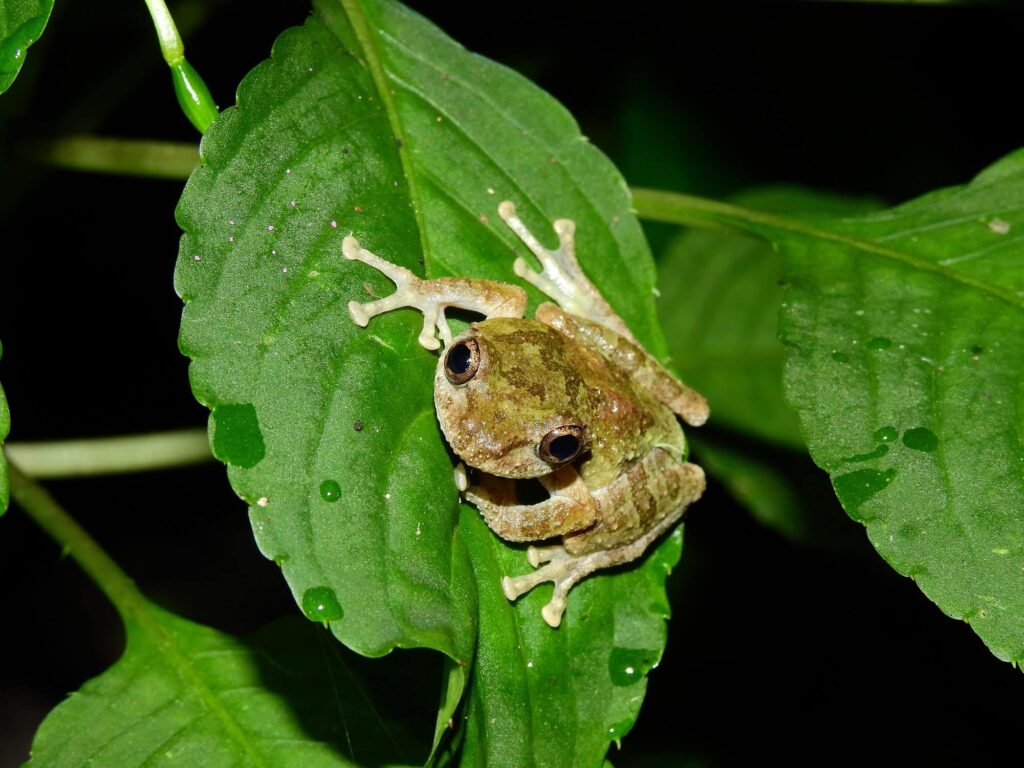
343, 235, 450, 350
344, 235, 527, 350
499, 201, 582, 308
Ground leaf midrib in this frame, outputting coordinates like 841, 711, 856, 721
336, 0, 432, 270
632, 188, 1024, 312
120, 619, 268, 765
381, 28, 655, 335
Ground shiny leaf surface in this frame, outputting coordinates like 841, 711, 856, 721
0, 0, 53, 93
30, 611, 419, 767
637, 151, 1024, 663
658, 186, 880, 448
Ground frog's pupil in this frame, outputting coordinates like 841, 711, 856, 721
447, 343, 472, 374
548, 434, 580, 461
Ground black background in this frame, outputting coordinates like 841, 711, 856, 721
1, 1, 1022, 765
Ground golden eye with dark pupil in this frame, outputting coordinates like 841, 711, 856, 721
444, 338, 480, 385
539, 425, 586, 464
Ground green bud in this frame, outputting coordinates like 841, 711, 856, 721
171, 59, 218, 133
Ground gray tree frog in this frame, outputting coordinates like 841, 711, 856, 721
344, 202, 708, 627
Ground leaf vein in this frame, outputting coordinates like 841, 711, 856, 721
377, 30, 652, 318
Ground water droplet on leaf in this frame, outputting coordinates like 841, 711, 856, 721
873, 426, 898, 443
211, 403, 265, 468
302, 586, 343, 622
606, 718, 634, 745
831, 350, 849, 363
608, 647, 658, 686
902, 427, 938, 453
867, 336, 892, 351
843, 444, 889, 463
320, 479, 341, 502
833, 469, 896, 518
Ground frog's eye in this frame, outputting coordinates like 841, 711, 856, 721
444, 338, 481, 385
538, 425, 586, 464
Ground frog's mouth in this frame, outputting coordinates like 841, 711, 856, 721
437, 413, 554, 480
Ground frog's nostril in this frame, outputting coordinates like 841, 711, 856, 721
539, 425, 586, 464
444, 339, 480, 385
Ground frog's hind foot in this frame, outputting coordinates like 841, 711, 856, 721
504, 535, 670, 628
498, 201, 633, 341
502, 540, 644, 629
502, 468, 699, 629
501, 545, 580, 628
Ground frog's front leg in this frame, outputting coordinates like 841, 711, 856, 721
343, 235, 527, 350
455, 463, 597, 543
498, 201, 634, 342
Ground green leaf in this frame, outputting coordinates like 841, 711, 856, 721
176, 1, 681, 763
658, 186, 881, 448
0, 339, 9, 514
636, 150, 1024, 663
459, 511, 680, 765
0, 0, 54, 94
30, 609, 420, 766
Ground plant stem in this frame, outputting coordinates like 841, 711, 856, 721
631, 186, 1024, 310
142, 0, 218, 132
34, 136, 198, 180
5, 428, 212, 478
632, 187, 775, 231
143, 0, 186, 64
7, 462, 144, 618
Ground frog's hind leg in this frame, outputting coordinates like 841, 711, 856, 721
537, 304, 710, 427
501, 514, 678, 629
503, 458, 705, 628
343, 235, 527, 350
498, 201, 634, 342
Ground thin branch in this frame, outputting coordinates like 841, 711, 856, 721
6, 462, 144, 616
5, 428, 213, 478
33, 136, 198, 180
630, 186, 1024, 311
143, 0, 186, 64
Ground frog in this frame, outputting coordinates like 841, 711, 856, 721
343, 201, 708, 627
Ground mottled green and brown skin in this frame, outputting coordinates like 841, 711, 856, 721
434, 315, 680, 485
344, 201, 708, 627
